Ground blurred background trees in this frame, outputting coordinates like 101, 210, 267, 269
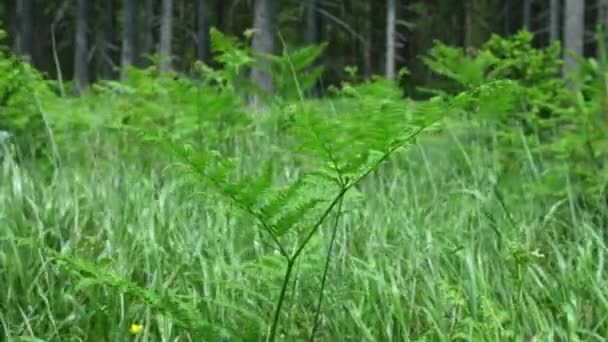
0, 0, 596, 95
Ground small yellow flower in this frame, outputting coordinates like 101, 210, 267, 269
129, 323, 144, 335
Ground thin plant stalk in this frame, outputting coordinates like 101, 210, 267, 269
267, 127, 430, 342
267, 259, 296, 341
310, 196, 344, 341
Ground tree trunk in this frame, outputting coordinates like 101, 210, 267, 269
599, 0, 608, 59
16, 0, 33, 60
304, 0, 321, 95
196, 0, 210, 62
523, 0, 532, 30
503, 0, 510, 35
159, 0, 173, 72
121, 0, 139, 79
549, 0, 560, 43
74, 0, 89, 94
563, 0, 584, 74
250, 0, 276, 106
215, 0, 225, 31
601, 0, 608, 25
305, 0, 317, 45
97, 0, 116, 79
144, 0, 157, 62
464, 0, 473, 48
363, 0, 372, 79
465, 0, 497, 48
385, 0, 396, 80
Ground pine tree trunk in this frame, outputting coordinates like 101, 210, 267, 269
215, 0, 225, 31
196, 0, 210, 62
74, 0, 89, 94
385, 0, 396, 79
305, 0, 317, 45
563, 0, 585, 73
144, 0, 157, 62
160, 0, 173, 72
97, 0, 116, 79
523, 0, 532, 30
121, 0, 139, 79
599, 0, 608, 59
250, 0, 276, 106
363, 0, 372, 79
550, 0, 560, 43
465, 0, 473, 48
16, 0, 33, 60
503, 0, 510, 35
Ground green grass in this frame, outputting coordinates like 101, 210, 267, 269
2, 114, 608, 341
3, 26, 608, 341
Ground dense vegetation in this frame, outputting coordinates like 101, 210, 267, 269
2, 24, 608, 341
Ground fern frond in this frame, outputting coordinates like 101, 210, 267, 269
258, 176, 308, 220
270, 197, 327, 237
49, 250, 223, 338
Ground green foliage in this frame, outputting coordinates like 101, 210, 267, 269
34, 60, 445, 339
422, 31, 566, 121
5, 27, 608, 342
49, 247, 233, 340
90, 66, 251, 148
0, 44, 55, 157
421, 30, 608, 204
420, 41, 494, 92
269, 43, 327, 101
0, 22, 5, 42
535, 29, 608, 203
170, 77, 441, 339
204, 28, 327, 103
482, 31, 562, 86
205, 27, 255, 92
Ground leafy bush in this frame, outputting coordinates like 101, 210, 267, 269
422, 29, 608, 222
422, 30, 566, 125
536, 30, 608, 208
0, 26, 56, 158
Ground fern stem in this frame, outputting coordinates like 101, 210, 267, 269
268, 185, 349, 341
309, 196, 343, 341
268, 259, 296, 342
293, 187, 348, 262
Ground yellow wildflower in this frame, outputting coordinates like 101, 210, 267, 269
129, 323, 144, 335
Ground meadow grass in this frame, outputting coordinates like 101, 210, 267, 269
2, 112, 608, 342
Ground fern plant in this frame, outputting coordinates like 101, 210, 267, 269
44, 29, 465, 340
172, 79, 442, 340
268, 42, 327, 102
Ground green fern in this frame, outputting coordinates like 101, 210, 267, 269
47, 247, 230, 340
168, 75, 443, 340
48, 29, 455, 340
269, 43, 327, 101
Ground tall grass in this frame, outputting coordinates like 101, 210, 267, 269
2, 113, 607, 341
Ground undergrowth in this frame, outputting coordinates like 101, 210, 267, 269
2, 27, 608, 341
